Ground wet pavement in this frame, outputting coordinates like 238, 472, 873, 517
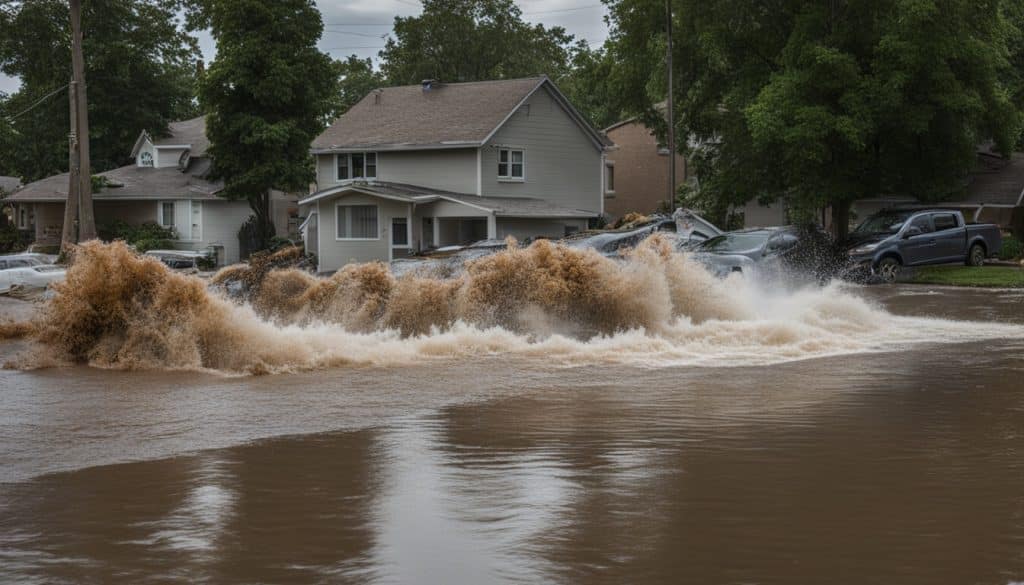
0, 284, 1022, 584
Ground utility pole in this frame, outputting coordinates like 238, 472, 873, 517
61, 77, 80, 249
665, 0, 676, 213
70, 0, 95, 241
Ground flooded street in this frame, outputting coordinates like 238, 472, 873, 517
1, 284, 1023, 584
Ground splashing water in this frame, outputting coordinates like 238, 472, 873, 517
6, 238, 1022, 375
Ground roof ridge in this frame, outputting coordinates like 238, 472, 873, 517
372, 76, 547, 92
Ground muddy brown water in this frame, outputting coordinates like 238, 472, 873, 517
1, 285, 1023, 584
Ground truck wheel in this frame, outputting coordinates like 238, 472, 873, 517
876, 257, 901, 283
966, 244, 985, 267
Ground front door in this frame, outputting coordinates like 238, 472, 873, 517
391, 216, 411, 259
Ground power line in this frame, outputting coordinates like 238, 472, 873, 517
4, 82, 69, 122
523, 4, 604, 15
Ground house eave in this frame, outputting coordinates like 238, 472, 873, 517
311, 142, 481, 155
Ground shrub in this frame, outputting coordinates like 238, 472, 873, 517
999, 234, 1022, 261
97, 221, 176, 252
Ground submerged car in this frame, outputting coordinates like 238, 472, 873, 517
0, 253, 56, 270
144, 249, 215, 270
844, 209, 1002, 283
0, 264, 66, 294
691, 226, 845, 282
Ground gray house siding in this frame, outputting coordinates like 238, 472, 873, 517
166, 199, 251, 265
496, 218, 586, 241
315, 193, 410, 272
481, 86, 602, 213
315, 149, 478, 194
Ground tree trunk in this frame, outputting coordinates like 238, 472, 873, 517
832, 199, 852, 241
249, 191, 273, 251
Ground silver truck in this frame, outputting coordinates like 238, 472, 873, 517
845, 209, 1002, 283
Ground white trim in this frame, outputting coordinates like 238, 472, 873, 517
189, 199, 203, 242
435, 195, 494, 214
486, 214, 497, 239
476, 148, 482, 196
157, 200, 175, 230
153, 144, 191, 149
496, 147, 526, 181
316, 203, 323, 272
300, 185, 414, 206
312, 143, 478, 154
335, 202, 381, 241
432, 216, 440, 247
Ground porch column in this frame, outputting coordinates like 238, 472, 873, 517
432, 216, 440, 247
487, 213, 497, 240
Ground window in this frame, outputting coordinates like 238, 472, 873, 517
605, 162, 615, 193
17, 207, 28, 229
933, 213, 958, 231
351, 153, 365, 179
497, 148, 524, 180
907, 215, 933, 234
336, 204, 378, 239
140, 151, 153, 167
160, 202, 175, 228
336, 152, 377, 181
392, 217, 409, 247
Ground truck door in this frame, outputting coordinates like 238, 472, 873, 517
901, 214, 936, 265
931, 212, 963, 261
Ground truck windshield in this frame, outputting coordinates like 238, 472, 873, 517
854, 211, 914, 235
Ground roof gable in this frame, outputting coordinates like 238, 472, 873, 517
312, 76, 610, 152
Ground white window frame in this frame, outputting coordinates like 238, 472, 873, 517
497, 147, 525, 182
335, 152, 378, 182
604, 161, 616, 195
158, 201, 176, 230
390, 214, 412, 249
335, 203, 381, 241
139, 151, 154, 167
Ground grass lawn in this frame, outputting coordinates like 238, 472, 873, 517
910, 265, 1024, 288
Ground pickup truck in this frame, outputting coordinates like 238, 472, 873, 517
845, 209, 1002, 282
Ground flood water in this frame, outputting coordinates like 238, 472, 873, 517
1, 284, 1023, 584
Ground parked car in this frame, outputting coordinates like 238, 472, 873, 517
563, 208, 723, 257
844, 209, 1002, 283
0, 265, 66, 294
691, 225, 845, 282
144, 249, 215, 270
0, 253, 56, 270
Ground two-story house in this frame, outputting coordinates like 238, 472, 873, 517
7, 116, 296, 265
300, 76, 614, 272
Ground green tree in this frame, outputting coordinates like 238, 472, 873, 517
0, 0, 202, 181
607, 0, 1024, 237
328, 54, 385, 119
198, 0, 336, 251
559, 43, 624, 130
379, 0, 578, 85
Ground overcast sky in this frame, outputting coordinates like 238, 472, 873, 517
0, 0, 609, 95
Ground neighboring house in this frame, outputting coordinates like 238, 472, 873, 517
1, 176, 23, 227
6, 116, 296, 264
301, 76, 613, 272
602, 117, 687, 220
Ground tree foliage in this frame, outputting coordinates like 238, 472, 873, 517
379, 0, 578, 85
328, 55, 385, 119
197, 0, 336, 248
606, 0, 1024, 235
0, 0, 202, 181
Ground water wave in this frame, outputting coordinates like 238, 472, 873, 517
7, 239, 1022, 375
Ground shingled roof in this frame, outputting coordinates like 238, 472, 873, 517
6, 159, 222, 203
154, 115, 209, 157
0, 176, 21, 195
312, 76, 610, 152
961, 151, 1024, 206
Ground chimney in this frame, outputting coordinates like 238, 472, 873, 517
422, 79, 436, 92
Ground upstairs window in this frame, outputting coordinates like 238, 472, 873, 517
605, 162, 615, 193
140, 151, 154, 167
336, 152, 378, 181
497, 148, 524, 180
